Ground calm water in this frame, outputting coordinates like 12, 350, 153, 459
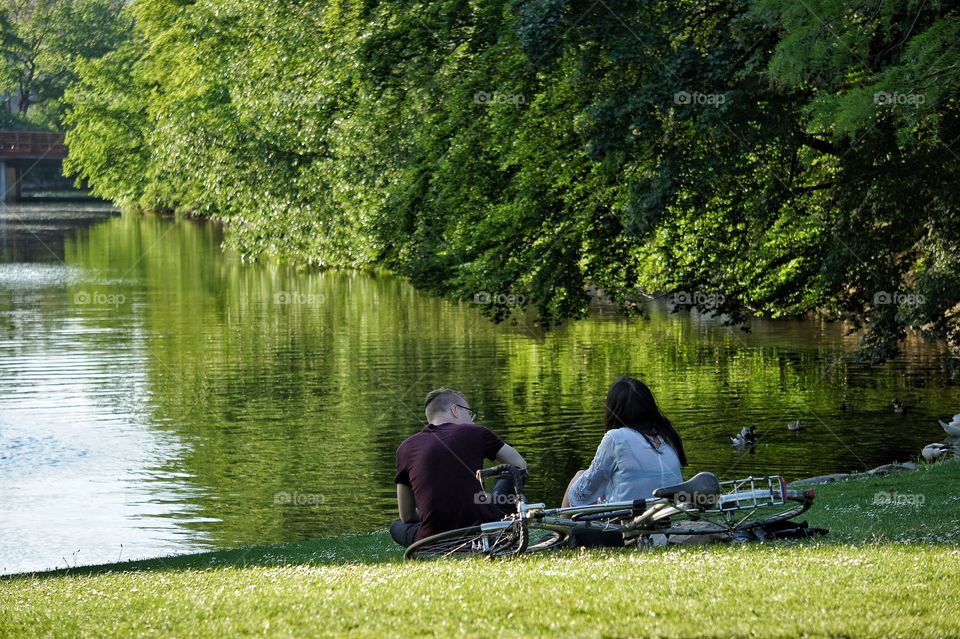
2, 204, 958, 573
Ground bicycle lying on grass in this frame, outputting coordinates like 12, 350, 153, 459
405, 465, 817, 560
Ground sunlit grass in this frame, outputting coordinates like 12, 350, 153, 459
2, 461, 958, 638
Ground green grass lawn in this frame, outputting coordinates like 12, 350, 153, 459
3, 461, 959, 638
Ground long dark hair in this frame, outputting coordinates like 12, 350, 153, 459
604, 375, 687, 466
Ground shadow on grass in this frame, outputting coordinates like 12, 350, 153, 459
7, 461, 958, 582
2, 531, 404, 581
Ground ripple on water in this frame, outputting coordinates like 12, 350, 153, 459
0, 263, 83, 290
0, 432, 90, 477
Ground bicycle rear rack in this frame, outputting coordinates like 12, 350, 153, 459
709, 476, 788, 512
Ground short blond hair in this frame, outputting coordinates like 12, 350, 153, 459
424, 388, 466, 422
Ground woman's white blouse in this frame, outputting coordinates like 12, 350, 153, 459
568, 427, 682, 506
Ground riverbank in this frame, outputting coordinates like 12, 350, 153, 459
3, 460, 958, 638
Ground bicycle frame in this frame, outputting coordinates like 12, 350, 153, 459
477, 468, 811, 542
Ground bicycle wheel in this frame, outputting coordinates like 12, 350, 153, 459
404, 523, 524, 560
730, 494, 814, 531
524, 524, 574, 552
659, 494, 813, 536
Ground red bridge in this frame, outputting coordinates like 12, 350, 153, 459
0, 131, 68, 159
0, 131, 69, 200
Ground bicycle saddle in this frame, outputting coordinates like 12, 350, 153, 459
652, 472, 721, 503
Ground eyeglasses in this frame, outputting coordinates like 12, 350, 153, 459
454, 404, 477, 421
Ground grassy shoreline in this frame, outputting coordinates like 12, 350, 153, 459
3, 461, 959, 637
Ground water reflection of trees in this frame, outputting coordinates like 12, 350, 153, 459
62, 214, 960, 545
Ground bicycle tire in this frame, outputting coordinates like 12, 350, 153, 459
730, 494, 814, 531
655, 495, 813, 537
404, 523, 524, 560
524, 524, 574, 552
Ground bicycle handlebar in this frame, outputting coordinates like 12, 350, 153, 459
476, 464, 526, 480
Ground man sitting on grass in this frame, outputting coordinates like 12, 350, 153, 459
390, 387, 527, 547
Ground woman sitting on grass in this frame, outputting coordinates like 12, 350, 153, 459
562, 375, 687, 508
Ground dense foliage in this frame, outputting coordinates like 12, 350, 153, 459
62, 0, 960, 369
0, 0, 128, 129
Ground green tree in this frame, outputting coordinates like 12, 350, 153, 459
1, 0, 129, 128
61, 0, 960, 372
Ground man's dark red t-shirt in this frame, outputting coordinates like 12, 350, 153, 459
395, 422, 504, 541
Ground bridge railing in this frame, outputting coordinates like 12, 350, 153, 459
0, 131, 68, 158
